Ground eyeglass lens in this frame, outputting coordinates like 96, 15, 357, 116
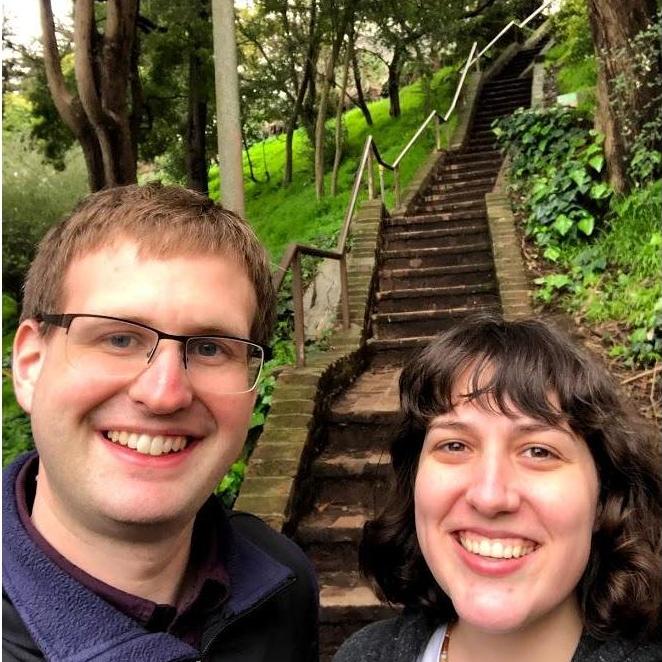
64, 316, 263, 393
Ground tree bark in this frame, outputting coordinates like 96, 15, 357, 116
314, 4, 355, 199
586, 0, 661, 192
283, 0, 317, 186
242, 123, 258, 183
351, 39, 372, 126
388, 45, 402, 118
38, 0, 105, 190
186, 49, 208, 194
331, 41, 351, 196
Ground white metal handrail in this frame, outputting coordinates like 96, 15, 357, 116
273, 0, 554, 367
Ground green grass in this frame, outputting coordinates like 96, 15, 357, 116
545, 42, 597, 112
209, 66, 459, 263
553, 180, 661, 330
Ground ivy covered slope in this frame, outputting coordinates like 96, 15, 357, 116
493, 1, 661, 415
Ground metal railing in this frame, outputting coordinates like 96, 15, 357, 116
272, 0, 554, 367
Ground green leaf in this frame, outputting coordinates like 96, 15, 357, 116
588, 154, 604, 172
577, 215, 595, 236
543, 246, 561, 262
590, 182, 610, 199
569, 168, 588, 188
553, 214, 573, 236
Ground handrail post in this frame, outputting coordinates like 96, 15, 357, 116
367, 151, 376, 200
339, 254, 350, 330
394, 166, 401, 208
291, 250, 305, 368
434, 114, 441, 151
378, 164, 385, 201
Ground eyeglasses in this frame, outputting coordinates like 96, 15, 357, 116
37, 313, 270, 394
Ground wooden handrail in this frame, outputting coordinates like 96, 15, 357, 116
271, 0, 554, 367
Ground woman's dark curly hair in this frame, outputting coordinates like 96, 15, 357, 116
360, 314, 662, 640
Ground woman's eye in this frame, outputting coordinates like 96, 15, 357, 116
522, 446, 557, 460
439, 440, 467, 453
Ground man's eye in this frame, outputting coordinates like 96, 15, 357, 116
197, 342, 222, 357
107, 334, 135, 349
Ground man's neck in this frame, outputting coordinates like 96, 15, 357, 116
31, 476, 195, 606
449, 598, 583, 662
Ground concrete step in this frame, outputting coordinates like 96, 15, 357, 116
377, 287, 500, 314
426, 175, 496, 195
319, 576, 398, 659
439, 157, 500, 172
372, 302, 500, 340
367, 335, 437, 366
379, 261, 495, 290
447, 148, 501, 163
388, 209, 486, 228
410, 199, 486, 217
384, 223, 488, 251
381, 242, 492, 270
431, 165, 499, 181
420, 188, 491, 204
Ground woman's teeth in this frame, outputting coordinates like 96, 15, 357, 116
106, 431, 188, 456
459, 533, 536, 559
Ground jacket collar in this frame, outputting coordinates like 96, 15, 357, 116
3, 452, 293, 660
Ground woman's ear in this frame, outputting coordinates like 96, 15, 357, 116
12, 319, 47, 414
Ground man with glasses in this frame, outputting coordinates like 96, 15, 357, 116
3, 184, 319, 661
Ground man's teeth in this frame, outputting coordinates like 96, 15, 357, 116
459, 533, 536, 559
106, 431, 188, 456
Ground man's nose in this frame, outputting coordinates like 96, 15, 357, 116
464, 451, 520, 517
127, 341, 194, 413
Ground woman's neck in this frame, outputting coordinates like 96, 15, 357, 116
448, 597, 584, 662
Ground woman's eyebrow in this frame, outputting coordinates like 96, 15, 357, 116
427, 420, 471, 432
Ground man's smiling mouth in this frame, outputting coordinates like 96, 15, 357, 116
458, 532, 538, 559
104, 431, 189, 456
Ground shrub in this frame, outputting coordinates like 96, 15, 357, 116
493, 106, 611, 256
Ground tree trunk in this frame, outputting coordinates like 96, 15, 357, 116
242, 124, 258, 184
283, 0, 317, 186
351, 40, 372, 126
39, 0, 106, 190
314, 6, 354, 199
186, 49, 208, 194
586, 0, 661, 192
388, 46, 402, 118
331, 42, 351, 196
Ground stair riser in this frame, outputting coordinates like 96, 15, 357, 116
378, 291, 499, 314
326, 422, 395, 453
374, 308, 500, 340
370, 345, 427, 367
427, 177, 496, 194
382, 248, 492, 270
421, 189, 491, 204
385, 231, 488, 252
320, 614, 398, 661
387, 216, 486, 233
379, 270, 495, 291
317, 476, 389, 509
302, 541, 361, 573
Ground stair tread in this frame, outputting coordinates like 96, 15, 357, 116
372, 303, 497, 322
378, 282, 496, 299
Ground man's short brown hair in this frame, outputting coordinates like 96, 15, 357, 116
21, 183, 276, 346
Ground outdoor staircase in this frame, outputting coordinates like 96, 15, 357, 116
291, 45, 544, 660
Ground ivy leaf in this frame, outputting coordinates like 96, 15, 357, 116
553, 214, 573, 236
577, 215, 595, 236
569, 168, 589, 188
588, 154, 604, 172
543, 246, 561, 262
590, 182, 610, 199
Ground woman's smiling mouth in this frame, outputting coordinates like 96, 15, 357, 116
457, 532, 539, 559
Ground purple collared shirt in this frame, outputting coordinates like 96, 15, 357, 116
16, 455, 230, 649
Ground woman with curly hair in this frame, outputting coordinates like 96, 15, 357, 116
334, 314, 662, 662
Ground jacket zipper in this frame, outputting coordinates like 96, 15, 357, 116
199, 574, 297, 659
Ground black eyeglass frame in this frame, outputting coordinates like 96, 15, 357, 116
36, 313, 273, 372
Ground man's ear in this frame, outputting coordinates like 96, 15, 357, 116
12, 319, 47, 414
